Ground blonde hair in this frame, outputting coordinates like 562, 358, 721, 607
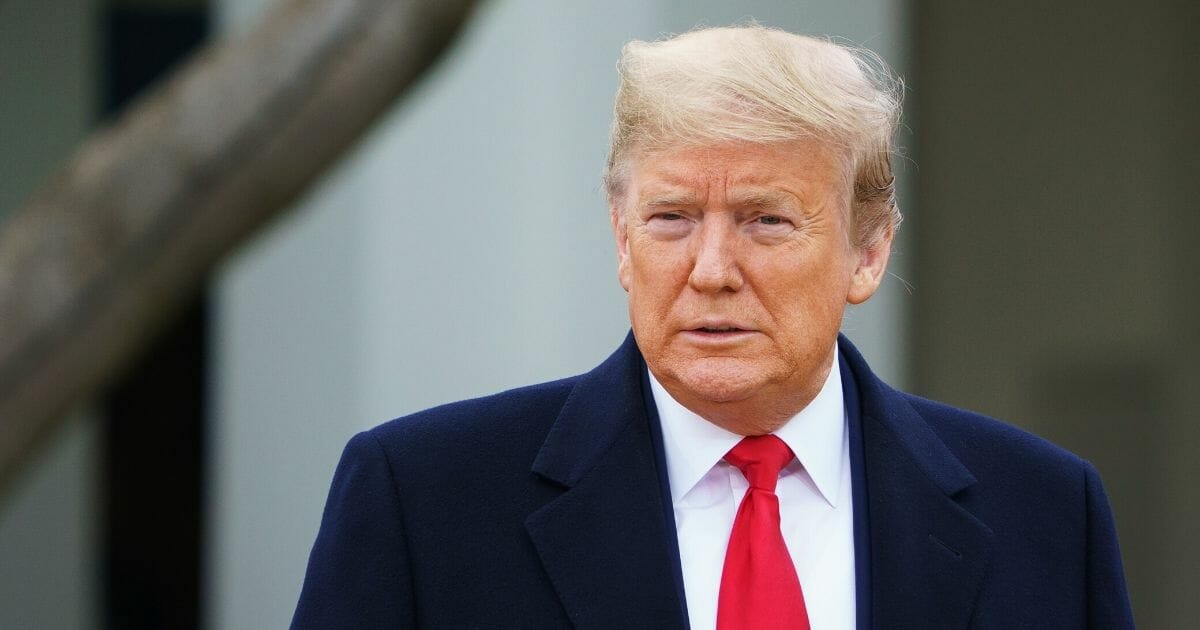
604, 25, 902, 248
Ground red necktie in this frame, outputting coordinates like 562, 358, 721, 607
717, 435, 811, 630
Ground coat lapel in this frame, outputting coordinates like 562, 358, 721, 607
525, 334, 687, 629
840, 339, 995, 629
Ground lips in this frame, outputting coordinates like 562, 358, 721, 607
686, 320, 755, 335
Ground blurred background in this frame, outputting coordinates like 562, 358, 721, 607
0, 0, 1195, 627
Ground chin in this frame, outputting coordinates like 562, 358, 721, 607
672, 358, 766, 404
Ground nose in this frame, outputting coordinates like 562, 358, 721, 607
688, 216, 744, 293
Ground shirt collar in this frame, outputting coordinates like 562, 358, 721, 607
651, 342, 847, 508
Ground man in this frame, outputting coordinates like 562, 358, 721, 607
292, 26, 1134, 629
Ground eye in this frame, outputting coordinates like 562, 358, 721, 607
747, 213, 795, 242
644, 211, 692, 239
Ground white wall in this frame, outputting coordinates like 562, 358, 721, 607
208, 1, 911, 628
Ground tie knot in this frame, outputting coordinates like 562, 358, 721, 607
724, 434, 794, 492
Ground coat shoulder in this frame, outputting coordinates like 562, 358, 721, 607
902, 393, 1084, 465
358, 375, 581, 473
891, 396, 1134, 627
900, 392, 1091, 479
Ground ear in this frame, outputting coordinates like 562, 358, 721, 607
847, 225, 894, 305
610, 204, 632, 292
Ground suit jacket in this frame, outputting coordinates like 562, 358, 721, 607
292, 334, 1134, 629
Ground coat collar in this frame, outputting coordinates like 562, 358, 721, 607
526, 333, 687, 629
838, 337, 995, 629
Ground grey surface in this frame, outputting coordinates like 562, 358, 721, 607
911, 0, 1199, 625
0, 0, 99, 628
0, 0, 96, 220
0, 409, 99, 630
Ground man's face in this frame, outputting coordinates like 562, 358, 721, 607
611, 140, 891, 433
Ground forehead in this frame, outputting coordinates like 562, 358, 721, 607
626, 140, 850, 205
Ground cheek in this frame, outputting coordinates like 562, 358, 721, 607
625, 246, 685, 340
627, 239, 679, 290
758, 256, 853, 327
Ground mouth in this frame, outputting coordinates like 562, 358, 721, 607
681, 321, 753, 345
683, 322, 756, 342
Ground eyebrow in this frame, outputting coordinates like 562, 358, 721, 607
641, 192, 701, 208
728, 190, 798, 208
724, 192, 801, 216
637, 189, 801, 210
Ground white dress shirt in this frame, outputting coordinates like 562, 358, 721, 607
650, 347, 856, 630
